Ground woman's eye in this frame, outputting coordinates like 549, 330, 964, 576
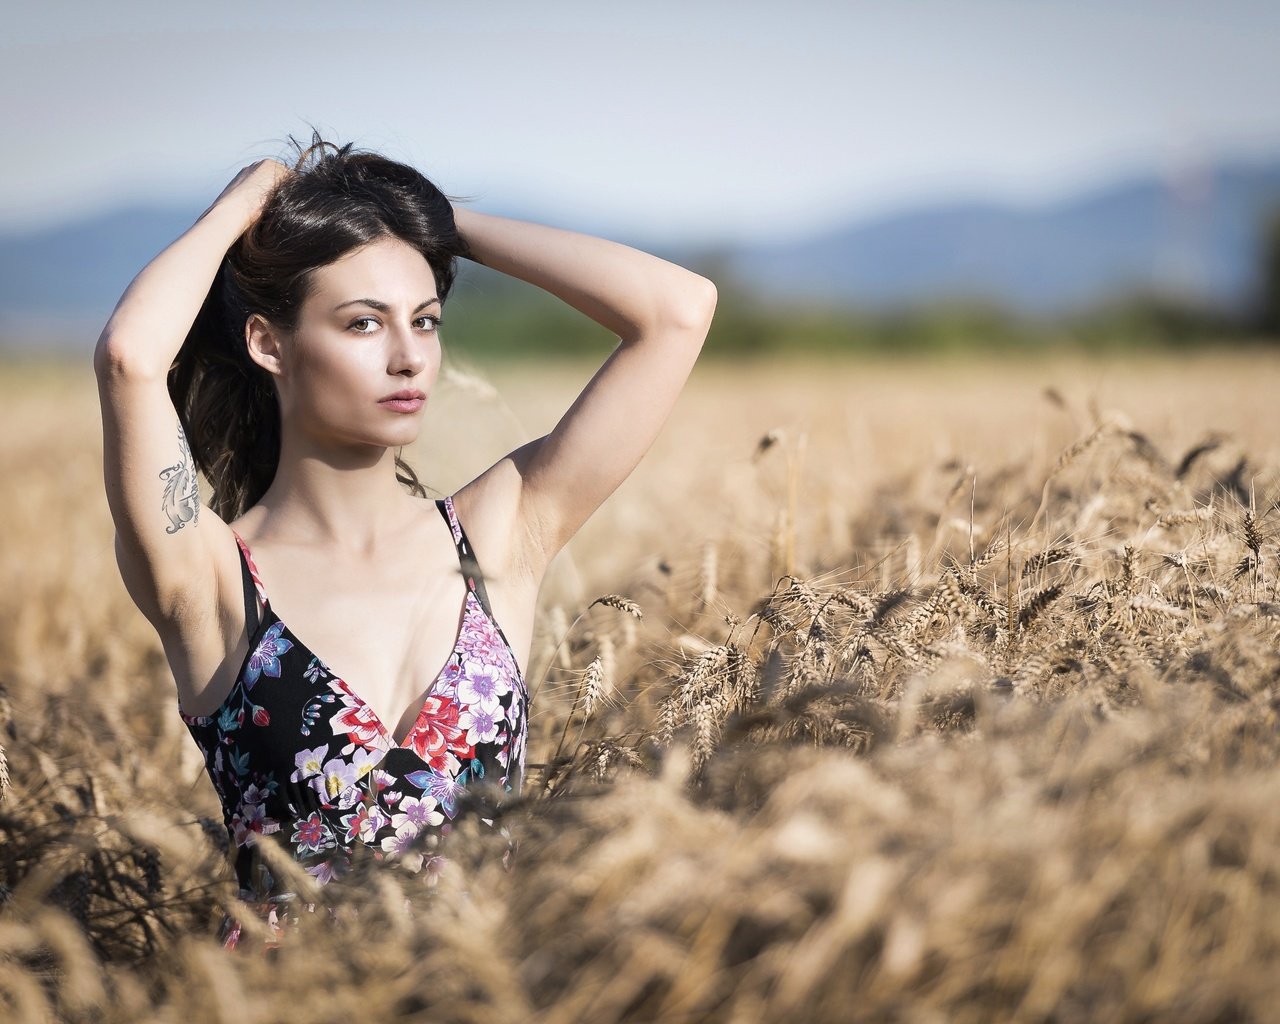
348, 316, 440, 333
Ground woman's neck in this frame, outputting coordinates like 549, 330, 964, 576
249, 434, 423, 555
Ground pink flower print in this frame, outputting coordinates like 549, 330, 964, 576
244, 621, 293, 689
330, 687, 386, 753
232, 801, 281, 846
340, 805, 371, 844
460, 703, 502, 745
457, 608, 486, 642
459, 620, 503, 663
291, 812, 336, 856
402, 695, 473, 771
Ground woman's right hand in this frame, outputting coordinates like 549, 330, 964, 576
201, 158, 294, 227
97, 157, 294, 370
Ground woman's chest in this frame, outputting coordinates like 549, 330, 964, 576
248, 563, 537, 723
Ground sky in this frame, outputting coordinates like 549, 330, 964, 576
4, 0, 1280, 246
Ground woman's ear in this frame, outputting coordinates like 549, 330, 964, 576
245, 313, 286, 377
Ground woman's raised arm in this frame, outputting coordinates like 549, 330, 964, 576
452, 206, 717, 570
94, 159, 289, 377
92, 160, 289, 632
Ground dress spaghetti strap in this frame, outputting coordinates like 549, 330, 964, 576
436, 495, 498, 624
231, 530, 267, 642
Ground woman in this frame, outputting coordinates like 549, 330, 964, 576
93, 133, 716, 950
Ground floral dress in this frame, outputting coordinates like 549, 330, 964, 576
178, 495, 528, 950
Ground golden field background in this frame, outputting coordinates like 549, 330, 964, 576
2, 347, 1280, 1022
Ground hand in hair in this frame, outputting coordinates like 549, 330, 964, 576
201, 159, 294, 228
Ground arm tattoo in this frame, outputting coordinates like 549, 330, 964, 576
159, 422, 202, 534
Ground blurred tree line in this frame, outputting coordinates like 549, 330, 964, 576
446, 202, 1280, 360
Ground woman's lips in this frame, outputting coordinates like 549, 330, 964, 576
379, 397, 424, 413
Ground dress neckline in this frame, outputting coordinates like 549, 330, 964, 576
178, 495, 524, 747
226, 576, 476, 748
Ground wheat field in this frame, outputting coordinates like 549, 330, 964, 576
2, 346, 1279, 1023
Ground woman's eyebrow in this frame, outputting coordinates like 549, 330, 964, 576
333, 297, 441, 313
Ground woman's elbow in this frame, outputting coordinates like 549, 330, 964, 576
669, 275, 718, 333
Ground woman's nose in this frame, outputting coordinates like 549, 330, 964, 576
391, 324, 431, 375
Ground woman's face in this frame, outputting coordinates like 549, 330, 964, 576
252, 235, 443, 452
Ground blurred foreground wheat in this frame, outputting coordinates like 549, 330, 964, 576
1, 352, 1279, 1023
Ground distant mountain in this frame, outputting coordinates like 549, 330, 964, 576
0, 199, 571, 352
720, 156, 1280, 319
3, 154, 1279, 352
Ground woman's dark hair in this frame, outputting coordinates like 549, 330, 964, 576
168, 128, 474, 522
